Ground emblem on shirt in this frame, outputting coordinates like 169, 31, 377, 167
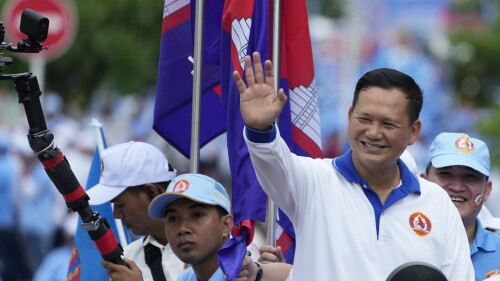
173, 179, 189, 193
485, 270, 500, 279
455, 135, 475, 154
409, 212, 432, 237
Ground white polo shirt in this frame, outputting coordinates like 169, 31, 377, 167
123, 235, 185, 281
244, 126, 474, 281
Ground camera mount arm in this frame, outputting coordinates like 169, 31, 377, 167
14, 73, 127, 266
1, 7, 126, 268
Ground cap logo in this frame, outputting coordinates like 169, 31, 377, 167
409, 212, 432, 237
485, 270, 500, 279
173, 179, 189, 193
100, 160, 104, 177
455, 135, 475, 154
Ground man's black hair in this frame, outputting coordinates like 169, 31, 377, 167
352, 68, 423, 125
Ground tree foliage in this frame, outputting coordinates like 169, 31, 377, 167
448, 22, 500, 107
308, 0, 344, 19
446, 2, 500, 167
0, 0, 163, 107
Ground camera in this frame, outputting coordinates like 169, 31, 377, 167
20, 8, 49, 42
0, 8, 49, 64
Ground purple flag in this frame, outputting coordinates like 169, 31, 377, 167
153, 0, 226, 158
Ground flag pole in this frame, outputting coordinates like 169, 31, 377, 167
190, 0, 205, 173
90, 118, 129, 247
266, 0, 282, 247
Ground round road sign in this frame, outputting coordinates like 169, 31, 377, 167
2, 0, 77, 61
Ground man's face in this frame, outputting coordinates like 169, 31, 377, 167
424, 165, 492, 226
163, 198, 232, 265
348, 87, 420, 174
111, 189, 153, 236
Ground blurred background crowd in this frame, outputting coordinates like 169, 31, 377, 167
1, 0, 500, 280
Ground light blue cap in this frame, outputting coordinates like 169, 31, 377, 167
149, 173, 231, 219
426, 132, 490, 176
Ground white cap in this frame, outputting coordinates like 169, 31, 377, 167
87, 141, 176, 205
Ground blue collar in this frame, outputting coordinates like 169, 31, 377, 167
332, 149, 421, 194
472, 219, 498, 253
332, 149, 421, 239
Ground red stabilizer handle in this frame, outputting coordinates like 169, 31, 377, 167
94, 229, 119, 255
40, 148, 89, 209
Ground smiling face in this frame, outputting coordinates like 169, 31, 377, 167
424, 165, 492, 227
348, 86, 421, 175
163, 198, 232, 266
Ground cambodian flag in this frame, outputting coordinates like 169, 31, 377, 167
153, 0, 226, 158
218, 0, 322, 278
154, 0, 321, 278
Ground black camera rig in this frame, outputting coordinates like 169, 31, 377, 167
1, 9, 126, 267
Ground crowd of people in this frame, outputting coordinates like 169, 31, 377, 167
1, 51, 500, 280
1, 2, 500, 280
91, 53, 499, 281
0, 89, 209, 281
0, 87, 244, 281
10, 54, 500, 281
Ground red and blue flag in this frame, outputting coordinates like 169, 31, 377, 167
219, 0, 322, 265
153, 0, 321, 278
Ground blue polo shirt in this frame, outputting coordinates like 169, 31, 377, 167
178, 267, 224, 281
470, 219, 500, 280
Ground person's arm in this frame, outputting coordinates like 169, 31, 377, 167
236, 52, 318, 220
102, 258, 144, 281
237, 256, 292, 281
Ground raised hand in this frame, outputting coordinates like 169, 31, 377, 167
233, 52, 287, 130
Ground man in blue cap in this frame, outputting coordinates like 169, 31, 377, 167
103, 173, 234, 281
422, 132, 500, 280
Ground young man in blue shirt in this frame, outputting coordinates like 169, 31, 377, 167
104, 173, 233, 281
